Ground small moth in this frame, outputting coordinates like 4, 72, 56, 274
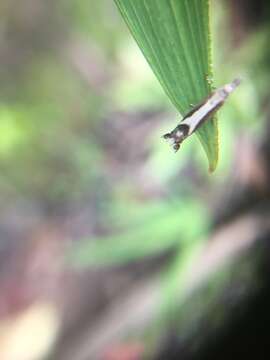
163, 78, 241, 152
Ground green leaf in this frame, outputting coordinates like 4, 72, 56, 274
114, 0, 218, 171
69, 201, 208, 268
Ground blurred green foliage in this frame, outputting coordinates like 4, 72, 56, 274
0, 0, 266, 258
1, 1, 270, 357
71, 200, 208, 267
0, 0, 268, 331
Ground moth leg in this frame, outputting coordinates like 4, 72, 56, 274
163, 124, 189, 152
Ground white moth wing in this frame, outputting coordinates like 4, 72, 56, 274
181, 99, 217, 135
180, 79, 240, 135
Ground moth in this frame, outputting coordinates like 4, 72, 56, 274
163, 78, 241, 152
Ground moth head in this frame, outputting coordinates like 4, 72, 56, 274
163, 124, 190, 152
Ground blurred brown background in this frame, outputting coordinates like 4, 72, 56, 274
0, 0, 270, 359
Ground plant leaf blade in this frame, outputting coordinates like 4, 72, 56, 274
114, 0, 218, 171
